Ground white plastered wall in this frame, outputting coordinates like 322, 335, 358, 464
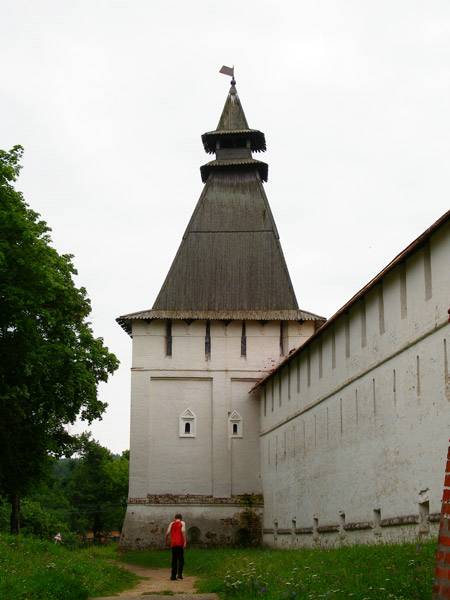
260, 221, 450, 547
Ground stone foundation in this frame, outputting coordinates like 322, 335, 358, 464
263, 513, 440, 549
120, 495, 263, 549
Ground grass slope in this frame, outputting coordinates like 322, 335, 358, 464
123, 540, 436, 599
0, 534, 137, 600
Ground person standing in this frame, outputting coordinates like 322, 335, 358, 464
165, 513, 186, 580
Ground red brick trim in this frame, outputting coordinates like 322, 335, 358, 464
433, 440, 450, 599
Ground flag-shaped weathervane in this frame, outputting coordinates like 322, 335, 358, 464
219, 65, 235, 84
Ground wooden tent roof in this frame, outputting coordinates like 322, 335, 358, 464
118, 82, 324, 335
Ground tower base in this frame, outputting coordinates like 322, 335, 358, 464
120, 495, 263, 549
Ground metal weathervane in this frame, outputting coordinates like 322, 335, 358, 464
219, 65, 236, 85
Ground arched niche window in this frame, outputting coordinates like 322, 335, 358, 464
229, 410, 243, 438
179, 408, 196, 438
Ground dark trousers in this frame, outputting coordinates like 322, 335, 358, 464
171, 545, 184, 579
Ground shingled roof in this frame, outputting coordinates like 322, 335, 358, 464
118, 81, 325, 335
202, 82, 266, 153
216, 82, 249, 130
152, 166, 300, 312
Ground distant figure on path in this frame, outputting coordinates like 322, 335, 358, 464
165, 513, 186, 580
54, 532, 62, 544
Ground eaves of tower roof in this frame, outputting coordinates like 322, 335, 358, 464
201, 129, 266, 154
200, 158, 268, 183
117, 308, 326, 336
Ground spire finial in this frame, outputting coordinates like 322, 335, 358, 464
219, 65, 235, 86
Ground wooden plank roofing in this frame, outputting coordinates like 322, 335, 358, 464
216, 83, 249, 130
152, 170, 299, 312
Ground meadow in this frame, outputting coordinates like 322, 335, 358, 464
123, 540, 437, 600
0, 534, 137, 600
0, 534, 437, 599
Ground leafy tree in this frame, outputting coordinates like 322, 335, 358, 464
68, 435, 129, 541
0, 146, 119, 533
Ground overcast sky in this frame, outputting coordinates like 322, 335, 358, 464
2, 1, 449, 453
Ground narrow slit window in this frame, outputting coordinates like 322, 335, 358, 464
205, 321, 211, 360
241, 321, 247, 357
361, 298, 367, 347
400, 262, 407, 318
372, 378, 376, 416
416, 355, 421, 396
424, 242, 432, 300
166, 319, 172, 356
331, 329, 336, 369
378, 283, 385, 334
280, 321, 285, 356
288, 363, 291, 399
307, 351, 311, 387
184, 422, 191, 434
393, 369, 396, 404
318, 340, 323, 378
345, 315, 350, 358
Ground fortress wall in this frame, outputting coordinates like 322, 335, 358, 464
260, 220, 450, 547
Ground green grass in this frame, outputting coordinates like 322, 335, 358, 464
0, 533, 137, 600
0, 534, 437, 599
122, 540, 437, 600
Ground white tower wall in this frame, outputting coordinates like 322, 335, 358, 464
121, 319, 315, 548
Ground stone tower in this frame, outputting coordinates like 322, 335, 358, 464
118, 78, 324, 548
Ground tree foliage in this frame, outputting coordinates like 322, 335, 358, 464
68, 435, 129, 540
0, 146, 119, 531
0, 441, 129, 543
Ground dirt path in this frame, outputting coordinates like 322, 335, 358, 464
93, 562, 219, 599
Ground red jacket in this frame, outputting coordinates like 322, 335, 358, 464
167, 519, 185, 547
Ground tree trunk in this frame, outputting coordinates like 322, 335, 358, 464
9, 493, 20, 534
93, 511, 102, 544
